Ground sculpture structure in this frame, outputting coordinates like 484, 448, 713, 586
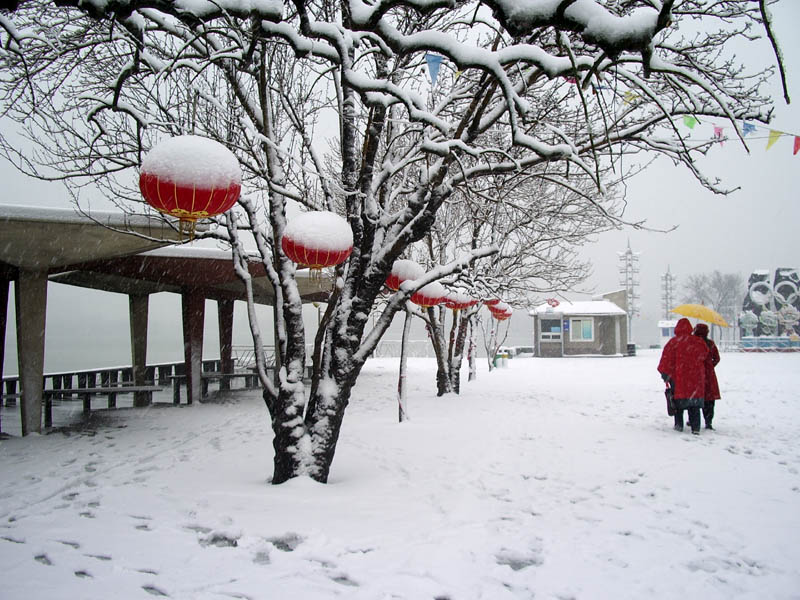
740, 268, 800, 349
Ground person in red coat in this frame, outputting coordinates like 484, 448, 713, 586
693, 323, 721, 430
657, 318, 709, 434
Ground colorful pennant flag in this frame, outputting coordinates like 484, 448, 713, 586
742, 121, 756, 136
794, 136, 800, 156
425, 53, 443, 86
623, 91, 639, 105
766, 129, 783, 150
683, 115, 697, 129
713, 125, 725, 145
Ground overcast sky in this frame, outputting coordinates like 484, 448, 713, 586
572, 2, 800, 346
2, 4, 799, 373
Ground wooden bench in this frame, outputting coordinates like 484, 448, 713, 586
168, 373, 260, 404
42, 385, 163, 427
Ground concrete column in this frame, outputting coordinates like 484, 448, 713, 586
217, 299, 234, 391
129, 294, 150, 407
181, 289, 205, 404
15, 270, 48, 435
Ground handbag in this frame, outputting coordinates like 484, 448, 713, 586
665, 384, 676, 416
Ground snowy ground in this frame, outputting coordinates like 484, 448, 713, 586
1, 350, 799, 600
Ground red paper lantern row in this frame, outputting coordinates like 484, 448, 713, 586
411, 281, 447, 308
282, 237, 352, 269
139, 135, 241, 235
488, 301, 513, 320
281, 211, 354, 269
444, 292, 476, 311
487, 300, 510, 314
484, 299, 501, 306
386, 259, 426, 291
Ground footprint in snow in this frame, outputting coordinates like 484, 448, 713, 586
330, 573, 359, 587
86, 553, 112, 561
268, 533, 304, 552
198, 531, 239, 548
142, 584, 170, 597
495, 549, 543, 571
1, 536, 25, 544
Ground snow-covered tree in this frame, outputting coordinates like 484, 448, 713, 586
419, 168, 622, 390
683, 270, 745, 339
0, 1, 785, 483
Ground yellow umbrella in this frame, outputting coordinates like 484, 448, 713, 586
670, 304, 730, 327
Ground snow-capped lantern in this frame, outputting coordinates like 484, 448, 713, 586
281, 211, 354, 269
493, 308, 513, 321
411, 281, 447, 308
487, 300, 509, 314
444, 291, 475, 311
488, 301, 512, 320
386, 259, 426, 291
139, 135, 241, 236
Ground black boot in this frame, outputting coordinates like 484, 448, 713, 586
674, 410, 684, 432
688, 407, 701, 434
703, 401, 715, 430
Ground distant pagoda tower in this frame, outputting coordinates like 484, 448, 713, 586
660, 265, 677, 319
617, 240, 640, 342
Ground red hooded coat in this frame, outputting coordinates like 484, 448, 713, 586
657, 318, 709, 404
694, 323, 721, 401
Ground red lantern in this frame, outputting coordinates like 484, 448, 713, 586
489, 301, 513, 320
139, 135, 241, 235
386, 259, 425, 291
281, 211, 354, 269
411, 281, 447, 308
487, 300, 510, 314
444, 291, 475, 311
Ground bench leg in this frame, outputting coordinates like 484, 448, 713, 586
44, 396, 52, 428
173, 380, 181, 405
82, 393, 91, 415
108, 393, 116, 409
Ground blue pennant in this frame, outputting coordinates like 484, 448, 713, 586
425, 53, 444, 86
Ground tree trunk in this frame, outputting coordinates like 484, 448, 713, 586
427, 307, 452, 396
468, 319, 477, 382
398, 309, 412, 422
449, 310, 471, 393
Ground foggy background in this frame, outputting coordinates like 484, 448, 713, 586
2, 3, 799, 374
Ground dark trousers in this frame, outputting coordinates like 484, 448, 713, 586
703, 400, 715, 426
674, 407, 701, 432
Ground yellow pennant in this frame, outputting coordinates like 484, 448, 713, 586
766, 129, 783, 150
623, 91, 639, 105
